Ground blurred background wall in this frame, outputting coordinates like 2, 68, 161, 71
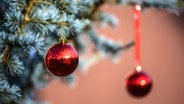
39, 5, 184, 104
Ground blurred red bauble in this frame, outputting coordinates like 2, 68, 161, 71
126, 70, 152, 97
45, 43, 79, 76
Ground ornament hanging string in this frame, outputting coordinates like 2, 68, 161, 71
59, 15, 68, 43
134, 4, 142, 69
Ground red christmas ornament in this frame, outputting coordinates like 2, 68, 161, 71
45, 43, 79, 76
126, 70, 152, 97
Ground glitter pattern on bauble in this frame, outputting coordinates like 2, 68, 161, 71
45, 43, 79, 76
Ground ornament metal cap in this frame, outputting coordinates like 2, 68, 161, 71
136, 65, 142, 72
59, 36, 68, 44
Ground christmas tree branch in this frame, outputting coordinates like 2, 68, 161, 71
2, 47, 11, 63
121, 41, 135, 50
0, 78, 22, 104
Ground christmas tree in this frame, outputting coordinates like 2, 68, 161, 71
0, 0, 183, 103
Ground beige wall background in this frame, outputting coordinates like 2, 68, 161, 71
39, 5, 184, 104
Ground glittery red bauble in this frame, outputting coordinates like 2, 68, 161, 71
126, 70, 152, 97
45, 43, 79, 76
